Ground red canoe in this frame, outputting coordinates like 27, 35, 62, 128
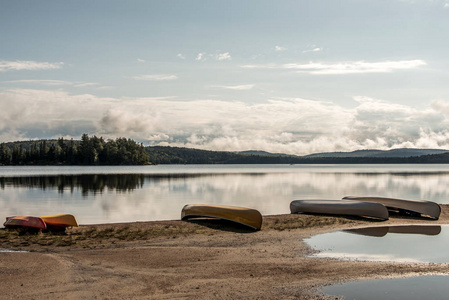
4, 216, 47, 230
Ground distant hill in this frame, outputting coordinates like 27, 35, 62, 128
4, 137, 449, 165
238, 150, 295, 157
145, 146, 449, 164
304, 148, 449, 158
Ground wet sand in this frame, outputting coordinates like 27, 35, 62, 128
1, 206, 449, 299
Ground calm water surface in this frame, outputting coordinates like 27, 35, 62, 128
2, 164, 449, 225
311, 225, 449, 299
306, 225, 449, 263
322, 275, 449, 300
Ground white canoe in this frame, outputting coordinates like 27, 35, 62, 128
290, 199, 389, 220
342, 196, 441, 220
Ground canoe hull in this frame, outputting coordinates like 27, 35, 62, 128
290, 199, 389, 220
342, 196, 441, 220
4, 216, 47, 230
181, 204, 263, 230
40, 214, 78, 228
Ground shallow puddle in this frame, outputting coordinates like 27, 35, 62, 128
322, 275, 449, 300
305, 225, 448, 263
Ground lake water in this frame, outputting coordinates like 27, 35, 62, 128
1, 164, 449, 225
309, 224, 449, 299
322, 275, 449, 300
306, 225, 448, 263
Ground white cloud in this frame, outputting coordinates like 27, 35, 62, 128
5, 80, 69, 86
0, 89, 110, 140
286, 60, 427, 74
4, 79, 98, 87
275, 46, 287, 51
303, 47, 322, 53
148, 133, 170, 141
2, 89, 449, 155
196, 53, 206, 61
137, 58, 146, 63
0, 60, 63, 72
242, 60, 427, 74
177, 53, 186, 59
196, 52, 231, 61
210, 84, 254, 90
73, 82, 99, 88
132, 74, 178, 81
240, 63, 278, 69
216, 52, 231, 61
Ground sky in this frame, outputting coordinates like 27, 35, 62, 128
1, 0, 449, 155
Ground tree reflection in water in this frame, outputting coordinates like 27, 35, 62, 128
0, 175, 147, 196
0, 174, 218, 196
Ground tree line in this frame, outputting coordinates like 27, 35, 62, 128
0, 134, 149, 165
3, 136, 449, 165
146, 146, 449, 164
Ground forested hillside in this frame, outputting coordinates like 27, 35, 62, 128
145, 146, 241, 164
3, 136, 449, 165
145, 146, 449, 164
0, 134, 148, 165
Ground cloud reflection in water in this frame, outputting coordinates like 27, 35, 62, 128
306, 225, 447, 263
2, 166, 449, 225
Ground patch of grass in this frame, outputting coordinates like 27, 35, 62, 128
264, 215, 358, 231
0, 215, 361, 251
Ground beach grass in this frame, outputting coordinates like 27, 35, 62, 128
0, 214, 368, 251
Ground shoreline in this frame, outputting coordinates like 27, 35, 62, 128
1, 207, 449, 299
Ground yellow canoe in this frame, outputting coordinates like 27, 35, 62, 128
40, 214, 79, 228
181, 204, 263, 230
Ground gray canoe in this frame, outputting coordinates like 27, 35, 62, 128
290, 199, 389, 220
342, 196, 441, 220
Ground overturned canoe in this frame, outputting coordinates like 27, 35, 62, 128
181, 204, 263, 230
40, 214, 79, 228
342, 196, 441, 220
4, 216, 47, 230
290, 199, 389, 220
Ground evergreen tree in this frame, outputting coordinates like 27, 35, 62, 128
0, 143, 12, 165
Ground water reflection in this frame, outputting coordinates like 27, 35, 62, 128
322, 275, 449, 300
344, 225, 442, 237
2, 165, 449, 225
0, 175, 146, 195
306, 225, 448, 263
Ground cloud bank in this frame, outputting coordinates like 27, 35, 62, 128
1, 89, 449, 155
132, 74, 178, 81
0, 60, 63, 72
196, 52, 232, 62
5, 79, 98, 87
210, 84, 254, 90
242, 60, 426, 74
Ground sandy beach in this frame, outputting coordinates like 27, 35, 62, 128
1, 206, 449, 299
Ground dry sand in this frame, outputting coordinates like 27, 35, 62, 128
2, 206, 449, 299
